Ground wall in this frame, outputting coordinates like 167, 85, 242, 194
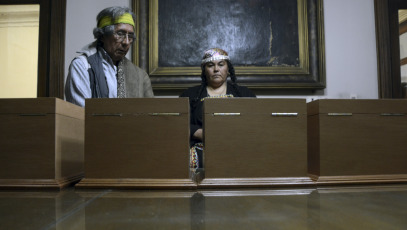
0, 5, 39, 98
401, 33, 407, 83
65, 0, 379, 100
317, 0, 378, 100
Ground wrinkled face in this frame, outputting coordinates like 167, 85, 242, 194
101, 23, 134, 64
204, 59, 229, 88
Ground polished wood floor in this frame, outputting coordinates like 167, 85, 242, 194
0, 184, 406, 230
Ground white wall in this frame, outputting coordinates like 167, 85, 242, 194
322, 0, 378, 100
401, 33, 407, 83
65, 0, 379, 100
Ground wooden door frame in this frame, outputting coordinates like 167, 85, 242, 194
375, 0, 407, 98
0, 0, 66, 98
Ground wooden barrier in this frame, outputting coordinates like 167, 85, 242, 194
0, 98, 84, 189
199, 98, 313, 188
307, 99, 407, 185
76, 98, 195, 189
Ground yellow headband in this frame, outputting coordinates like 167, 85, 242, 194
97, 13, 135, 28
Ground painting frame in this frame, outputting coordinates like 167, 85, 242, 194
138, 0, 325, 90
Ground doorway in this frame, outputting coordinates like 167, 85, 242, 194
0, 5, 39, 98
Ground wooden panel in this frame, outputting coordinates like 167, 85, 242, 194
0, 97, 83, 119
374, 0, 393, 98
307, 114, 320, 176
55, 114, 84, 179
84, 98, 189, 114
78, 98, 194, 188
0, 114, 55, 179
375, 0, 407, 98
319, 114, 407, 175
307, 99, 407, 185
201, 98, 312, 187
84, 115, 188, 178
308, 99, 407, 116
0, 98, 84, 189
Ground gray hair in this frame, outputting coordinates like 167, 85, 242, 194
93, 6, 136, 43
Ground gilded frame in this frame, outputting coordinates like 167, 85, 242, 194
143, 0, 325, 90
131, 0, 140, 67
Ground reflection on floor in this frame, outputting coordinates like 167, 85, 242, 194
0, 184, 406, 230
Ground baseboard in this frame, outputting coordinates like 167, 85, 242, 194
198, 177, 315, 188
309, 174, 407, 185
0, 173, 84, 189
75, 178, 197, 189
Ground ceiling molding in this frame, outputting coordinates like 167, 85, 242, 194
0, 10, 39, 28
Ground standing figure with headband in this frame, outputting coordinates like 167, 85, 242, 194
180, 48, 256, 169
65, 6, 154, 107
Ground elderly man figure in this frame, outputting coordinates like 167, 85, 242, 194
65, 6, 154, 107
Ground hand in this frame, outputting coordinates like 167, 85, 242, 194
193, 129, 203, 141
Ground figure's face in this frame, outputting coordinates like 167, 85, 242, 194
204, 59, 229, 88
101, 23, 134, 64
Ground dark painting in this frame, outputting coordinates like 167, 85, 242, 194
145, 0, 325, 90
158, 0, 299, 67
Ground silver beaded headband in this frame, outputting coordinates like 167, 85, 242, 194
201, 48, 230, 65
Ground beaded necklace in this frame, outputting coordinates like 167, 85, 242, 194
200, 94, 234, 102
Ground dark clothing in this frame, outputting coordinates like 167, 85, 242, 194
87, 52, 109, 98
65, 42, 154, 107
180, 82, 256, 146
